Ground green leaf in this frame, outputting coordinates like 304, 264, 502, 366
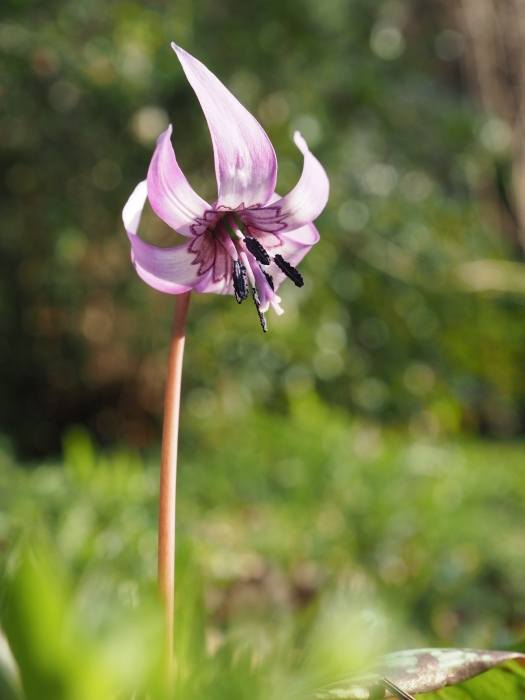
0, 545, 117, 700
0, 635, 23, 700
312, 649, 525, 699
422, 660, 525, 698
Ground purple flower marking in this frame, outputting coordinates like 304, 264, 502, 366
123, 44, 329, 330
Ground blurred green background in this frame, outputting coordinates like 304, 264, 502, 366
3, 0, 525, 688
3, 0, 525, 456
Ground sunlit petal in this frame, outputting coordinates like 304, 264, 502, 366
172, 43, 277, 210
147, 126, 210, 237
122, 181, 217, 294
243, 131, 329, 234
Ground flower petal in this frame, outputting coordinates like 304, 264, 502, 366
147, 126, 210, 237
243, 131, 329, 233
123, 180, 231, 294
279, 219, 320, 247
172, 43, 277, 210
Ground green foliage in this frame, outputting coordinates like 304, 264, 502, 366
422, 661, 525, 700
0, 539, 392, 700
312, 648, 525, 699
2, 536, 525, 699
2, 422, 525, 659
1, 423, 525, 696
2, 546, 120, 700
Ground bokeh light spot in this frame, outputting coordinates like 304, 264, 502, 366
370, 25, 405, 60
290, 115, 322, 148
130, 106, 169, 146
338, 200, 369, 232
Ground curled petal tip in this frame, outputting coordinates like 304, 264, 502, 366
293, 130, 308, 154
245, 133, 328, 235
171, 42, 185, 57
123, 180, 148, 235
158, 123, 172, 144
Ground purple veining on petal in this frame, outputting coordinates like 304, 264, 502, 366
187, 232, 231, 286
124, 180, 215, 294
189, 209, 223, 238
241, 204, 291, 234
246, 131, 329, 234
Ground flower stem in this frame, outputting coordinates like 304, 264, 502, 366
158, 290, 191, 686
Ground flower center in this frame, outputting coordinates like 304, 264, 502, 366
213, 212, 304, 332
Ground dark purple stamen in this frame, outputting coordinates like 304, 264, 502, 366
244, 237, 271, 265
252, 287, 268, 333
233, 259, 248, 303
259, 263, 274, 291
274, 254, 304, 287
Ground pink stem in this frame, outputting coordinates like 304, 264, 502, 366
158, 290, 191, 685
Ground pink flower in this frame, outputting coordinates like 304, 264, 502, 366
123, 44, 329, 331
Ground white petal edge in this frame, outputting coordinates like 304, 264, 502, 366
123, 180, 215, 294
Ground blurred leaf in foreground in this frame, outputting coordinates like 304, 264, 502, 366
0, 632, 22, 700
422, 659, 525, 700
1, 544, 112, 700
312, 648, 525, 699
0, 543, 165, 700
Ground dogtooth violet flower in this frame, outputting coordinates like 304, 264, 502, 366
123, 44, 329, 331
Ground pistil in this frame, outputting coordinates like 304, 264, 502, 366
218, 214, 293, 327
251, 287, 268, 332
227, 213, 245, 239
248, 251, 284, 316
259, 264, 274, 291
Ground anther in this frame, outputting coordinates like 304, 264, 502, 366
252, 287, 268, 333
244, 237, 271, 265
232, 260, 249, 303
273, 254, 304, 287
